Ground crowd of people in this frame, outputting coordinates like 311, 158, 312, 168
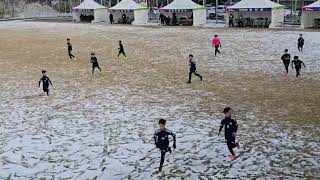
159, 13, 193, 26
108, 13, 130, 24
229, 14, 270, 28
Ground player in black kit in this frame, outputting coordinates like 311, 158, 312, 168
281, 49, 291, 76
154, 119, 176, 171
90, 52, 101, 74
292, 56, 306, 78
218, 107, 240, 160
38, 70, 52, 96
118, 40, 126, 58
188, 54, 202, 83
67, 38, 76, 60
298, 34, 304, 52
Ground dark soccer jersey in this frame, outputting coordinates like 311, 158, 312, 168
281, 54, 291, 63
219, 117, 238, 139
154, 129, 176, 149
119, 44, 124, 51
190, 60, 196, 71
40, 75, 52, 88
292, 59, 305, 69
91, 57, 99, 66
67, 42, 72, 51
298, 37, 304, 45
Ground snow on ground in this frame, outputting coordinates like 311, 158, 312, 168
0, 21, 319, 179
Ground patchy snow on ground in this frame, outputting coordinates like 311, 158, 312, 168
0, 21, 319, 179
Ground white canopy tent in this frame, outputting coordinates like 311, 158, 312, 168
72, 0, 108, 23
226, 0, 285, 28
160, 0, 207, 26
301, 1, 320, 28
109, 0, 149, 25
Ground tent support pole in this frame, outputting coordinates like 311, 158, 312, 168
215, 0, 218, 23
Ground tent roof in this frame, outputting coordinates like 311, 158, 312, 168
160, 0, 205, 10
73, 0, 107, 10
109, 0, 147, 10
227, 0, 284, 9
303, 0, 320, 8
303, 0, 320, 11
304, 0, 320, 8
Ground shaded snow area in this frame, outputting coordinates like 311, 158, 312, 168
0, 21, 319, 179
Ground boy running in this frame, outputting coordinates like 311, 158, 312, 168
188, 54, 202, 83
292, 56, 306, 78
118, 40, 126, 58
298, 34, 304, 52
281, 49, 291, 76
218, 107, 240, 160
38, 70, 52, 96
212, 34, 221, 56
67, 38, 76, 60
90, 52, 101, 74
154, 119, 176, 171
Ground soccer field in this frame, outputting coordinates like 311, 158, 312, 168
0, 21, 319, 179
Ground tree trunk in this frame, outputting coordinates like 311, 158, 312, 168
69, 0, 72, 13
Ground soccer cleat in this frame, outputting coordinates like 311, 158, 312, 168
187, 81, 191, 83
230, 155, 237, 160
159, 166, 162, 171
168, 147, 172, 153
236, 143, 240, 149
200, 76, 203, 81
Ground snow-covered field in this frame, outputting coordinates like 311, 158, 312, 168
0, 21, 319, 179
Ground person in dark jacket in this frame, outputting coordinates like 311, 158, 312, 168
298, 34, 304, 52
67, 38, 76, 60
90, 52, 101, 74
109, 13, 114, 24
218, 107, 240, 160
39, 70, 52, 96
165, 15, 171, 26
281, 49, 291, 75
154, 119, 176, 171
160, 13, 165, 25
229, 13, 234, 27
118, 40, 127, 58
172, 13, 177, 26
292, 56, 306, 78
122, 14, 127, 24
188, 54, 202, 83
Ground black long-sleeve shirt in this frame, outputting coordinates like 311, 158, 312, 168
154, 128, 176, 149
219, 117, 238, 140
119, 43, 124, 51
189, 59, 197, 71
298, 37, 304, 46
67, 42, 72, 51
281, 53, 291, 64
91, 56, 99, 67
39, 75, 52, 88
292, 59, 306, 69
